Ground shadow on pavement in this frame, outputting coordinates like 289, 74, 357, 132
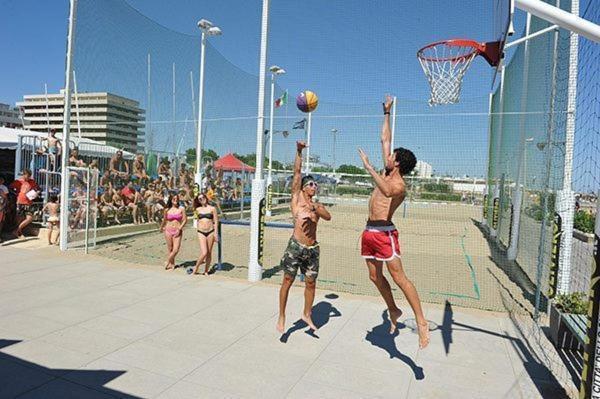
280, 300, 341, 343
0, 339, 142, 398
365, 311, 425, 380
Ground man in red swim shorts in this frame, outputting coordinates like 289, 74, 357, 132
357, 95, 429, 349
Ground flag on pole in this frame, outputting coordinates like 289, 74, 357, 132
293, 118, 306, 130
274, 90, 288, 108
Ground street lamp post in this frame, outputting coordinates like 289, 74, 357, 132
331, 128, 338, 175
266, 65, 285, 217
194, 19, 222, 193
523, 137, 534, 188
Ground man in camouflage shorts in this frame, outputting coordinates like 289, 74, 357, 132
276, 141, 331, 334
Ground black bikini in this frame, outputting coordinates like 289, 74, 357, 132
197, 212, 214, 236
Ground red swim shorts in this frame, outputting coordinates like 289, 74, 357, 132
361, 225, 401, 261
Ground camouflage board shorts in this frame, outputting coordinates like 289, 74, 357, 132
280, 237, 320, 280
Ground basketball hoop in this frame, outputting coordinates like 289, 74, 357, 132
417, 39, 502, 106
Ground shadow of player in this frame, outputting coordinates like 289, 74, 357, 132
365, 311, 425, 380
280, 300, 342, 343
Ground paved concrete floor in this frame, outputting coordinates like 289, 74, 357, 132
0, 245, 573, 398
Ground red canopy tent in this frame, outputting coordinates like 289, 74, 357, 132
213, 153, 255, 173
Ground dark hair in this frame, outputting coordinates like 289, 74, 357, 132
166, 193, 180, 209
49, 194, 58, 203
301, 175, 315, 187
393, 148, 417, 175
193, 192, 208, 209
22, 168, 32, 176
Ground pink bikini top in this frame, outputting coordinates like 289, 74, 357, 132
166, 212, 183, 221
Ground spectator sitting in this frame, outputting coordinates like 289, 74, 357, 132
100, 170, 111, 187
133, 154, 148, 183
9, 168, 40, 238
69, 148, 86, 167
157, 158, 173, 189
121, 181, 140, 225
0, 175, 8, 241
109, 150, 130, 182
99, 187, 120, 225
178, 163, 190, 187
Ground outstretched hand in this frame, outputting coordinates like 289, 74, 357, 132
296, 141, 307, 152
358, 148, 372, 170
382, 95, 394, 114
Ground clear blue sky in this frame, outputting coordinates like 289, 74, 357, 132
0, 0, 594, 179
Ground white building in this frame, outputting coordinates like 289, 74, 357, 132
0, 103, 23, 128
415, 160, 433, 178
17, 91, 145, 153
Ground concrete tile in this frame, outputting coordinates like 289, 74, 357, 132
298, 359, 412, 398
155, 380, 236, 399
286, 381, 381, 399
0, 357, 55, 399
111, 276, 184, 298
40, 325, 131, 357
111, 303, 185, 328
104, 341, 205, 379
0, 313, 67, 339
0, 339, 97, 376
24, 303, 104, 325
64, 358, 176, 398
78, 314, 159, 341
15, 378, 116, 399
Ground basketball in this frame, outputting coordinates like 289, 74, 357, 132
296, 90, 318, 113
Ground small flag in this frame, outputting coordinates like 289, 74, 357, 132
293, 119, 306, 130
274, 90, 288, 108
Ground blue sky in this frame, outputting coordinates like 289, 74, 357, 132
0, 0, 594, 178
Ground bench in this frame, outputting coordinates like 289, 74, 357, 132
558, 313, 587, 351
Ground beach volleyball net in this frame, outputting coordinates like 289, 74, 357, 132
66, 0, 599, 320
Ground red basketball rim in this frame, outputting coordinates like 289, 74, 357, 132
417, 39, 485, 63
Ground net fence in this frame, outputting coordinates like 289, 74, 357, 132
52, 0, 597, 327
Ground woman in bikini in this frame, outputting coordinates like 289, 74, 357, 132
192, 193, 219, 275
160, 193, 187, 270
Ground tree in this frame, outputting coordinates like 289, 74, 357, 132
337, 164, 367, 175
185, 148, 218, 165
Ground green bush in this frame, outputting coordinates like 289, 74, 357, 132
574, 210, 595, 234
336, 186, 372, 196
420, 192, 461, 202
422, 183, 451, 193
554, 292, 588, 315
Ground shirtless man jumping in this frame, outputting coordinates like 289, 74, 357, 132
357, 95, 429, 349
277, 141, 331, 334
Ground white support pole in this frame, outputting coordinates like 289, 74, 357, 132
84, 168, 90, 254
172, 62, 176, 156
305, 112, 312, 173
190, 71, 197, 133
490, 66, 506, 239
147, 53, 152, 152
195, 32, 206, 191
248, 0, 270, 282
483, 92, 493, 227
14, 135, 23, 179
44, 83, 50, 132
390, 96, 397, 154
72, 70, 82, 142
266, 73, 275, 217
59, 0, 77, 251
508, 13, 532, 261
556, 0, 579, 295
514, 0, 600, 43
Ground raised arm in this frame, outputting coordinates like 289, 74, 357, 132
291, 141, 306, 195
314, 202, 331, 221
358, 148, 405, 198
380, 95, 394, 166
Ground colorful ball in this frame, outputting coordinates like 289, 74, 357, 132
296, 90, 319, 113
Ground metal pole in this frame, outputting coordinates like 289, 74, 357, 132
59, 0, 77, 251
172, 62, 177, 157
534, 17, 560, 319
266, 72, 275, 217
15, 135, 22, 179
490, 66, 506, 239
72, 70, 82, 142
147, 53, 152, 152
390, 96, 397, 154
248, 0, 270, 282
508, 12, 532, 261
195, 31, 206, 190
84, 168, 90, 254
556, 0, 579, 295
305, 112, 312, 173
190, 71, 197, 133
45, 83, 50, 132
483, 92, 494, 227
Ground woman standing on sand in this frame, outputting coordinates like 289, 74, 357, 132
160, 193, 187, 270
192, 193, 218, 275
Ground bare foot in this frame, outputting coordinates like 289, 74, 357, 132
417, 321, 430, 349
389, 309, 403, 334
301, 313, 318, 331
276, 315, 285, 334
